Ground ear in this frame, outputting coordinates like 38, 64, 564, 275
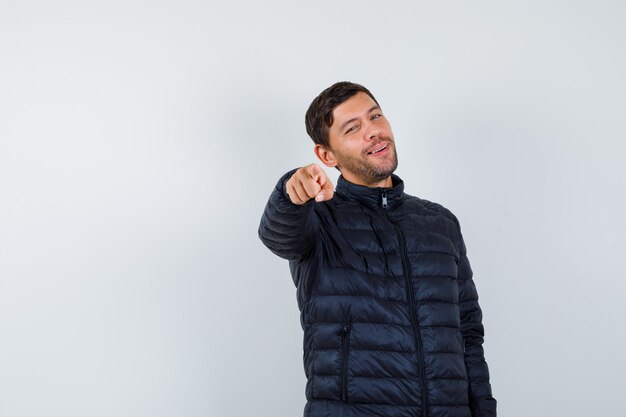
314, 144, 338, 168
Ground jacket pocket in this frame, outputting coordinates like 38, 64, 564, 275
459, 330, 465, 354
457, 330, 466, 353
340, 324, 352, 402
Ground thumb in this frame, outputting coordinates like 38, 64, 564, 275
315, 178, 335, 202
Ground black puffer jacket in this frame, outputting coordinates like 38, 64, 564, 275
259, 170, 496, 417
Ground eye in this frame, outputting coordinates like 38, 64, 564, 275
371, 113, 382, 120
345, 124, 359, 134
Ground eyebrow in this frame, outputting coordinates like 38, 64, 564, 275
338, 105, 381, 132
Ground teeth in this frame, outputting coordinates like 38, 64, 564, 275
367, 144, 388, 155
372, 145, 386, 153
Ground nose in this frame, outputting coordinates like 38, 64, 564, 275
368, 129, 380, 141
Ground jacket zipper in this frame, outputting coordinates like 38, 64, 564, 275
381, 191, 429, 417
341, 324, 352, 402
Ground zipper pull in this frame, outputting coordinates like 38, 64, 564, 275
381, 191, 388, 208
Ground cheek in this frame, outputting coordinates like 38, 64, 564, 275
345, 142, 366, 156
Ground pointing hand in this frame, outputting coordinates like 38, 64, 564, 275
285, 163, 335, 205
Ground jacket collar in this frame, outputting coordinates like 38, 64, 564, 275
335, 174, 405, 210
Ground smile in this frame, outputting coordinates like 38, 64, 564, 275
367, 144, 388, 155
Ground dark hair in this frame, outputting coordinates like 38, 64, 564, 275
305, 81, 379, 148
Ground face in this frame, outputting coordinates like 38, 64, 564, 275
315, 92, 398, 187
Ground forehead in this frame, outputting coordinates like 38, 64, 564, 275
331, 92, 378, 126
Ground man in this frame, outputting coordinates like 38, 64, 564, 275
258, 82, 497, 417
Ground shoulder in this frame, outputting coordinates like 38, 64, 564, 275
402, 193, 460, 226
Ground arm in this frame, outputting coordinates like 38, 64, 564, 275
258, 169, 316, 262
454, 216, 497, 417
258, 165, 333, 262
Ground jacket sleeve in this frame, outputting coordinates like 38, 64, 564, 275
258, 169, 319, 262
454, 216, 497, 417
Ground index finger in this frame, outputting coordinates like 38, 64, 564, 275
305, 163, 324, 181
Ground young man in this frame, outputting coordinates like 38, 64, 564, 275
258, 82, 497, 417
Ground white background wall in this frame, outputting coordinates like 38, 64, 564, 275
1, 1, 625, 416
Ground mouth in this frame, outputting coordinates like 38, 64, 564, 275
367, 143, 389, 155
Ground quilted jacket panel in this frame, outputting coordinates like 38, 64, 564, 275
259, 170, 496, 417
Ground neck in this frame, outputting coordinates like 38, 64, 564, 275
343, 173, 393, 188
